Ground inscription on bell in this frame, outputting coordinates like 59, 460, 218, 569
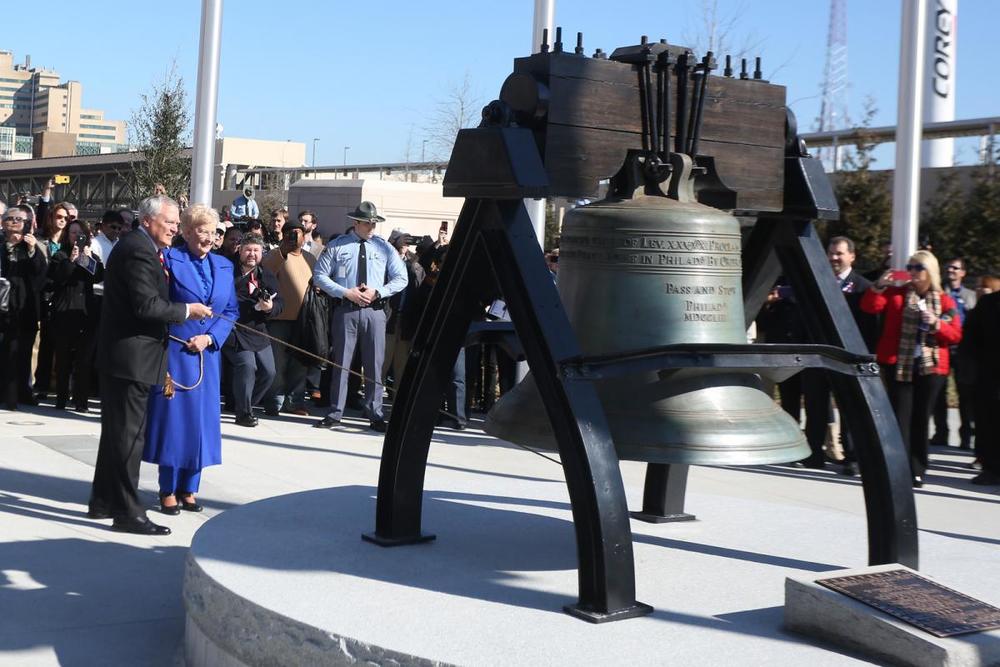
561, 232, 742, 272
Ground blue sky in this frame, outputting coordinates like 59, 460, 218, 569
4, 0, 996, 167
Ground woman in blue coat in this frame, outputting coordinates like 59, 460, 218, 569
144, 204, 239, 515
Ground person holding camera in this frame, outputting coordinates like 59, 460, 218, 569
313, 201, 407, 432
223, 233, 283, 426
260, 217, 316, 416
48, 220, 104, 411
0, 205, 47, 410
861, 250, 962, 488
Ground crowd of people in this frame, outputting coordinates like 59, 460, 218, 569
0, 183, 528, 534
758, 236, 1000, 488
1, 182, 997, 534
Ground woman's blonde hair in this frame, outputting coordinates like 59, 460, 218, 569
908, 249, 942, 292
180, 204, 219, 233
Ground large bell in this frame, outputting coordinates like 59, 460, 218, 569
484, 188, 809, 466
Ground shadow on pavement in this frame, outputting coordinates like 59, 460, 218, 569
190, 485, 842, 640
223, 432, 563, 485
0, 538, 187, 666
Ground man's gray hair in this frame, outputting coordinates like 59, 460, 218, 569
138, 195, 178, 221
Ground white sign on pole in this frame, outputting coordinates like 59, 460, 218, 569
922, 0, 957, 167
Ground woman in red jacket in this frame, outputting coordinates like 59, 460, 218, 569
861, 250, 962, 488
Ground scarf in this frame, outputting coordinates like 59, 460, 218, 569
896, 287, 943, 382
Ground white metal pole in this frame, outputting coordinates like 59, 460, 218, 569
526, 0, 554, 252
891, 0, 928, 266
532, 0, 555, 54
190, 0, 224, 206
921, 0, 957, 167
516, 0, 556, 381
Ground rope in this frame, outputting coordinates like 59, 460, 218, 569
205, 311, 563, 466
162, 334, 205, 398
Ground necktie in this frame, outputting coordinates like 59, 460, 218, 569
158, 251, 169, 282
357, 239, 367, 286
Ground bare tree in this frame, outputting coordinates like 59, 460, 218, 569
681, 0, 765, 60
423, 72, 483, 162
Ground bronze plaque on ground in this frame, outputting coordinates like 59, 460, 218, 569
817, 569, 1000, 637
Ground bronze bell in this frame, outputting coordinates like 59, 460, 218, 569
485, 158, 809, 466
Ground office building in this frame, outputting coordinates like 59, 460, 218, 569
0, 49, 127, 159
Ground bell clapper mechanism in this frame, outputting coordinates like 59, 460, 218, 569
363, 29, 918, 624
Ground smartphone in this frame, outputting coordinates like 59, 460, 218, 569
440, 220, 449, 232
54, 175, 70, 185
889, 270, 910, 286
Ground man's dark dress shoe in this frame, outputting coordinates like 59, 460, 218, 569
840, 461, 859, 477
369, 419, 387, 433
87, 507, 111, 520
234, 414, 258, 427
112, 517, 171, 535
313, 416, 340, 429
912, 476, 924, 488
20, 395, 38, 406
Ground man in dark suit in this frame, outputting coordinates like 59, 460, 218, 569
223, 233, 283, 427
961, 290, 1000, 485
823, 236, 878, 475
88, 195, 213, 535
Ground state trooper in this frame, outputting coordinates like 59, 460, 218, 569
312, 201, 407, 432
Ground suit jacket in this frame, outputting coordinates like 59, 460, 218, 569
224, 264, 283, 352
839, 268, 878, 352
96, 229, 187, 384
958, 292, 1000, 392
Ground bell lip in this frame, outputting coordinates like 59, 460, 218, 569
614, 442, 813, 467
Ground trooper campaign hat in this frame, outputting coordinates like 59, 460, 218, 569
346, 201, 386, 223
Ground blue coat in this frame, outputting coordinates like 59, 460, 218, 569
143, 246, 239, 470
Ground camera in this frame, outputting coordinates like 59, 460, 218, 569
75, 236, 88, 251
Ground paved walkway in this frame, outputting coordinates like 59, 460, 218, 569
0, 404, 996, 665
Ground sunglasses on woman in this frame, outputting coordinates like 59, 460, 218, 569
905, 263, 927, 272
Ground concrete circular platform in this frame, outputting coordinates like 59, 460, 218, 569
183, 482, 1000, 666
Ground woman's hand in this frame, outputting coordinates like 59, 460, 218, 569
185, 334, 212, 352
874, 269, 894, 290
69, 245, 80, 262
920, 309, 938, 327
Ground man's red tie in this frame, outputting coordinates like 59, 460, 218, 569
159, 251, 169, 282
